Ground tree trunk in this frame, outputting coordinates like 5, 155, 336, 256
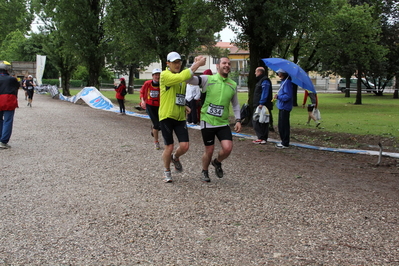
394, 75, 399, 99
61, 72, 71, 96
292, 84, 298, 107
128, 65, 135, 94
354, 67, 362, 105
345, 73, 351, 98
87, 65, 100, 90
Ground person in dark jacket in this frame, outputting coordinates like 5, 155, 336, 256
252, 67, 273, 144
114, 77, 126, 114
273, 69, 293, 148
0, 61, 20, 149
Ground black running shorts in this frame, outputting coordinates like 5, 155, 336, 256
159, 118, 189, 145
201, 125, 232, 146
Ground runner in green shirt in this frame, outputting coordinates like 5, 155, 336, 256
186, 57, 241, 182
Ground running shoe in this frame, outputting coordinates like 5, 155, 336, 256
252, 139, 263, 144
211, 158, 223, 178
171, 153, 183, 172
163, 171, 172, 183
275, 143, 288, 149
200, 170, 211, 182
155, 141, 161, 150
0, 142, 11, 149
316, 122, 321, 127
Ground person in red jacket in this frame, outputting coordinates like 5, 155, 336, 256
0, 61, 20, 149
114, 77, 126, 115
140, 68, 161, 150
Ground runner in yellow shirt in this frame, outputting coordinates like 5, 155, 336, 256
159, 52, 206, 183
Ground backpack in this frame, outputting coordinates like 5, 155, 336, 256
120, 87, 127, 96
240, 103, 251, 125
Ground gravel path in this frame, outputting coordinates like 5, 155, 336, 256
1, 91, 398, 265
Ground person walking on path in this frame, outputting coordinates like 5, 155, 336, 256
273, 69, 293, 149
140, 68, 162, 150
252, 67, 273, 145
21, 76, 28, 100
0, 61, 20, 149
159, 51, 206, 183
23, 75, 36, 107
187, 57, 241, 182
302, 90, 320, 127
114, 77, 127, 115
185, 82, 200, 125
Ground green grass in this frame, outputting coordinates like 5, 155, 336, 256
237, 92, 399, 139
69, 89, 399, 139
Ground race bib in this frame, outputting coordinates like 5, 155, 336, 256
175, 93, 185, 106
150, 90, 159, 98
207, 103, 224, 117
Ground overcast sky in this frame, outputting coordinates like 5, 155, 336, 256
217, 27, 236, 42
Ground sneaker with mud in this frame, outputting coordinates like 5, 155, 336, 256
211, 158, 223, 178
163, 171, 172, 183
171, 153, 183, 172
200, 170, 211, 182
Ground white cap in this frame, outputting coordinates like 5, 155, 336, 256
276, 68, 287, 74
152, 68, 162, 74
28, 75, 33, 78
167, 52, 181, 62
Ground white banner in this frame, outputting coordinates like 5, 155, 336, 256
59, 87, 148, 118
36, 55, 46, 86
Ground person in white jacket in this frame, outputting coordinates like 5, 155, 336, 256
185, 83, 201, 124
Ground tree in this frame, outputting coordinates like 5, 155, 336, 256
0, 0, 33, 47
213, 0, 335, 112
273, 0, 335, 106
107, 0, 224, 73
41, 31, 79, 96
317, 3, 387, 104
0, 30, 27, 61
33, 0, 109, 89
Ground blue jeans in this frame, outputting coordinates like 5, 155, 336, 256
0, 110, 15, 144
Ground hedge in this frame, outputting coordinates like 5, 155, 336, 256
41, 78, 147, 88
42, 79, 83, 87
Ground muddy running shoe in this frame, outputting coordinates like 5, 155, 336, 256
171, 153, 183, 172
211, 158, 223, 178
163, 171, 172, 183
200, 170, 211, 182
155, 141, 161, 150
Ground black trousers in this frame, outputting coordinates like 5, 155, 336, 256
117, 99, 125, 113
187, 100, 198, 124
252, 119, 269, 141
278, 109, 291, 146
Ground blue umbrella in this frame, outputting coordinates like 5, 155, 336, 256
262, 58, 316, 93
